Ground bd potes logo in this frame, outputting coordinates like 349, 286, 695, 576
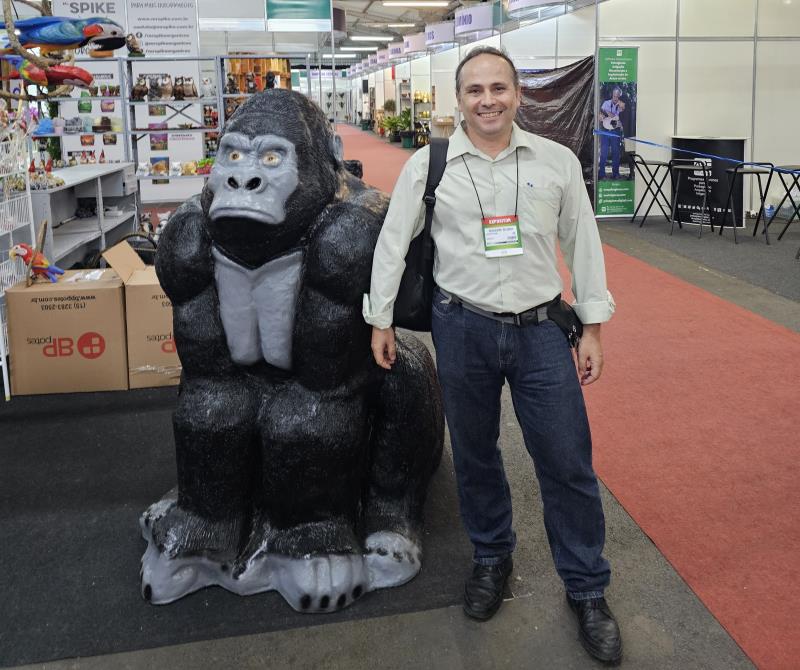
146, 332, 175, 353
29, 332, 107, 359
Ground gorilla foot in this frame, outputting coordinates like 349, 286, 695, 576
364, 531, 422, 589
140, 490, 246, 604
262, 553, 369, 613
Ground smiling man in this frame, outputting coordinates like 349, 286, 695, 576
364, 47, 621, 665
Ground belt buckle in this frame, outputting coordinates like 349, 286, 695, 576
512, 313, 522, 327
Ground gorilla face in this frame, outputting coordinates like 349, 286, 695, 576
207, 132, 300, 225
201, 89, 341, 268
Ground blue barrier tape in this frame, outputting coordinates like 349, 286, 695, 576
593, 129, 800, 175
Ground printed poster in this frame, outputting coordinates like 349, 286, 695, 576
596, 47, 638, 217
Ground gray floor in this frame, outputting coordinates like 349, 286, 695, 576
11, 223, 786, 670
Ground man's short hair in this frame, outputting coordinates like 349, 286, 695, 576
455, 46, 520, 93
612, 87, 622, 96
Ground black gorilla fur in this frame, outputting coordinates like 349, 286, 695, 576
143, 90, 444, 610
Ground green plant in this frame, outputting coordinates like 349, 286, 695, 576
383, 98, 396, 114
397, 108, 412, 132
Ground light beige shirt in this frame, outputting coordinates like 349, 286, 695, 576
363, 122, 615, 329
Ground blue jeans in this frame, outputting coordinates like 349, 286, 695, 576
599, 130, 622, 179
431, 288, 610, 599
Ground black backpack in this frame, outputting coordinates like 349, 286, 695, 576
392, 138, 449, 332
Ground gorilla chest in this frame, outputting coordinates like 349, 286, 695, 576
212, 247, 303, 370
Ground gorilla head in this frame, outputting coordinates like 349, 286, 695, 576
202, 89, 344, 268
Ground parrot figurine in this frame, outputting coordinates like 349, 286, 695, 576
1, 55, 93, 88
0, 16, 126, 57
9, 243, 64, 283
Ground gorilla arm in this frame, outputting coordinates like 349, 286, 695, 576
294, 195, 384, 390
155, 194, 236, 376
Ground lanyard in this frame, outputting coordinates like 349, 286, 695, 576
461, 148, 519, 220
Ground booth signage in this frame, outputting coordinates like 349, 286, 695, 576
454, 4, 494, 36
266, 0, 332, 32
377, 49, 389, 64
125, 0, 200, 56
425, 21, 455, 46
53, 0, 126, 33
369, 54, 378, 66
596, 46, 639, 216
389, 41, 404, 58
403, 32, 426, 54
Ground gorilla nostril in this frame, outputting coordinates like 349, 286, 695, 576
245, 177, 262, 191
227, 176, 239, 189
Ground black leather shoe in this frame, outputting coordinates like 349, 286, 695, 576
567, 595, 622, 665
463, 557, 513, 621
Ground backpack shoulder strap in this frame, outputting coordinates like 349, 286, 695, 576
421, 138, 448, 257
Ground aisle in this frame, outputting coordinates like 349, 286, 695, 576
340, 124, 800, 670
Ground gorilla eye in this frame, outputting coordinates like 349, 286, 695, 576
229, 151, 243, 161
263, 152, 282, 166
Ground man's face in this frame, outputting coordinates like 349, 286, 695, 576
612, 90, 620, 102
457, 54, 521, 142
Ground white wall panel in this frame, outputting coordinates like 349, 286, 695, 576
502, 19, 558, 71
758, 0, 800, 37
599, 0, 677, 38
754, 42, 800, 178
431, 49, 459, 117
460, 34, 502, 58
679, 0, 756, 37
676, 41, 753, 137
557, 5, 596, 57
411, 55, 431, 76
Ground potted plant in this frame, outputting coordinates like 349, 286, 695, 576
397, 109, 414, 149
386, 116, 402, 143
383, 98, 396, 115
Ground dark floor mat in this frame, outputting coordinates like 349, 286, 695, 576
0, 388, 471, 667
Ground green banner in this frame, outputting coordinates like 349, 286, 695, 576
266, 0, 331, 31
596, 47, 638, 216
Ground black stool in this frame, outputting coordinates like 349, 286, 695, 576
630, 153, 671, 227
669, 159, 716, 238
719, 162, 773, 244
768, 165, 800, 244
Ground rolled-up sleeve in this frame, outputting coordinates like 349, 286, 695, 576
362, 150, 428, 329
557, 151, 616, 324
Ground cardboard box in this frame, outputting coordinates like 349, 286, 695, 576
102, 242, 181, 389
6, 269, 128, 395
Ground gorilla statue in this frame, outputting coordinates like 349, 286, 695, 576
141, 89, 444, 613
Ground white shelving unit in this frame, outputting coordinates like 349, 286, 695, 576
0, 134, 36, 401
30, 162, 137, 270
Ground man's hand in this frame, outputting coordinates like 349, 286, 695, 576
371, 326, 396, 370
577, 324, 604, 386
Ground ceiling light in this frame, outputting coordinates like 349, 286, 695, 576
388, 23, 416, 28
199, 18, 266, 31
382, 2, 449, 7
340, 46, 379, 51
322, 53, 357, 58
350, 35, 393, 41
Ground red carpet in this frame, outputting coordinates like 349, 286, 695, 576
341, 124, 800, 670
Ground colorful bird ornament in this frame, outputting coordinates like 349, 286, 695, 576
0, 16, 127, 57
9, 243, 64, 283
1, 55, 94, 89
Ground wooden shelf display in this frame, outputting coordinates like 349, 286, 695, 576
223, 57, 292, 94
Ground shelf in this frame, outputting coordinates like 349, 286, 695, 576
48, 96, 122, 102
128, 98, 219, 106
222, 93, 255, 98
32, 163, 135, 193
52, 212, 135, 260
33, 132, 124, 138
137, 174, 210, 180
131, 127, 220, 134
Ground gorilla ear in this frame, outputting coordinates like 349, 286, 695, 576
330, 134, 344, 168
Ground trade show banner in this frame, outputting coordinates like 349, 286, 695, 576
517, 57, 595, 195
596, 47, 638, 216
266, 0, 332, 32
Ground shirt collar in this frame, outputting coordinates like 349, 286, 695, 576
447, 122, 537, 162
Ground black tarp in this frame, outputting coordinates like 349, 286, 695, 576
516, 56, 595, 195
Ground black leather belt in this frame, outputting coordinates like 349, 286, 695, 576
438, 288, 558, 327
